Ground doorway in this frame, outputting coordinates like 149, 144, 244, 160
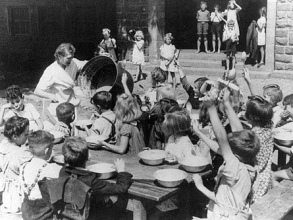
165, 0, 198, 49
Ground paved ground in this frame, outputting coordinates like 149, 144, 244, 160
1, 65, 293, 219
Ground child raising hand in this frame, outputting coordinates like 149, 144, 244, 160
192, 90, 260, 220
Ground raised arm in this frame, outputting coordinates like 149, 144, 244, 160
192, 119, 221, 154
121, 73, 132, 96
203, 92, 235, 162
234, 1, 242, 11
242, 68, 257, 96
221, 88, 243, 131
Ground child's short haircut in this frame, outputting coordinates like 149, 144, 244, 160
4, 116, 29, 139
162, 108, 191, 137
134, 30, 144, 40
201, 1, 207, 6
245, 96, 273, 127
228, 130, 261, 166
28, 130, 54, 157
6, 85, 23, 100
62, 137, 88, 167
56, 103, 75, 124
227, 19, 235, 27
91, 91, 112, 110
164, 33, 174, 41
214, 4, 220, 9
283, 94, 293, 107
263, 84, 283, 107
151, 67, 167, 87
194, 77, 208, 95
157, 86, 176, 101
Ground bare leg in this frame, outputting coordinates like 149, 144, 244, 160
232, 56, 236, 69
204, 37, 208, 53
134, 65, 142, 82
226, 56, 230, 72
258, 46, 265, 67
170, 71, 176, 88
197, 37, 201, 53
217, 37, 221, 53
212, 35, 216, 53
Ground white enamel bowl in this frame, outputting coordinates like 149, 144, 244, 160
138, 150, 167, 165
153, 169, 188, 187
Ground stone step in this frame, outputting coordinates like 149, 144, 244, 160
124, 62, 271, 79
178, 49, 248, 61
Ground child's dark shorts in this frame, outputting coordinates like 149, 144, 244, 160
285, 167, 293, 180
226, 39, 237, 57
211, 22, 222, 37
197, 22, 209, 36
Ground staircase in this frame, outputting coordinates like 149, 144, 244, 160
125, 49, 271, 79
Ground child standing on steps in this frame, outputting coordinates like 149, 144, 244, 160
160, 33, 179, 89
196, 1, 210, 53
223, 0, 242, 39
131, 30, 145, 82
223, 19, 238, 72
211, 4, 224, 53
257, 7, 267, 67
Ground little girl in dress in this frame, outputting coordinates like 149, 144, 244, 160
257, 7, 267, 67
131, 30, 145, 82
223, 0, 242, 38
162, 108, 204, 161
160, 33, 179, 89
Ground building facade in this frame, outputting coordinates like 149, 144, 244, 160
0, 0, 291, 74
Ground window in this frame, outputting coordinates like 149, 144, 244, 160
8, 7, 31, 35
38, 7, 62, 36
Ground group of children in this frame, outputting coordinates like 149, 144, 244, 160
1, 54, 293, 220
196, 0, 267, 69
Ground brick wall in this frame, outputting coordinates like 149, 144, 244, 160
275, 0, 293, 70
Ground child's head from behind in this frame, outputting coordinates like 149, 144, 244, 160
228, 129, 261, 166
115, 93, 142, 123
62, 137, 88, 168
259, 7, 266, 17
28, 130, 54, 160
4, 116, 29, 146
157, 85, 176, 101
162, 108, 191, 137
194, 77, 208, 98
56, 103, 75, 125
134, 30, 144, 41
6, 85, 24, 111
283, 94, 293, 116
151, 67, 167, 87
245, 95, 273, 127
200, 1, 207, 10
164, 33, 174, 45
91, 91, 113, 113
263, 84, 283, 107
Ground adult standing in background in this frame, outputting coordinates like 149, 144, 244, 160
100, 28, 117, 62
